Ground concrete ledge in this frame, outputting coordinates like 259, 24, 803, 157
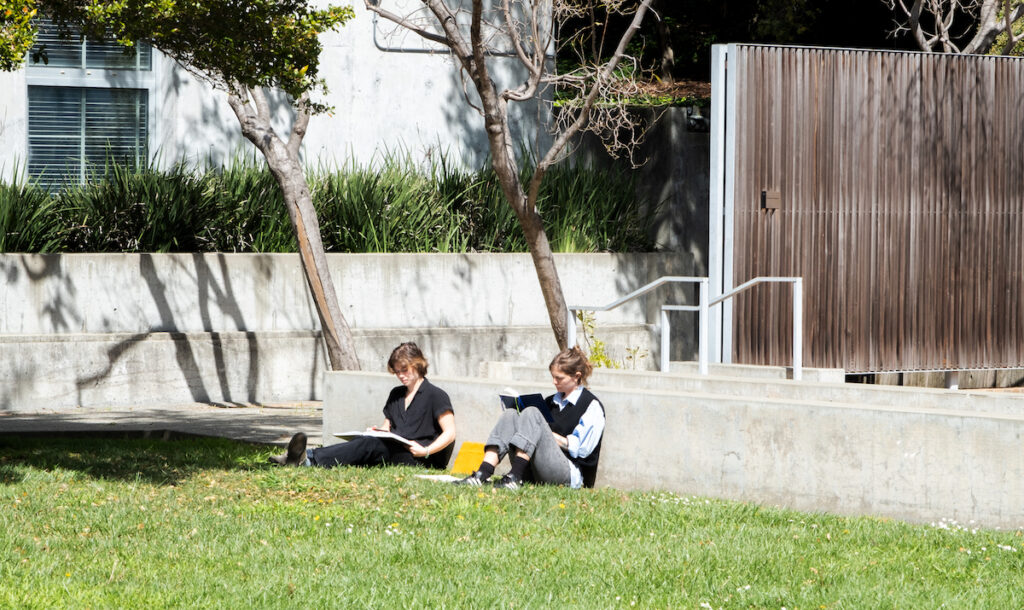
325, 370, 1024, 529
669, 361, 846, 382
479, 362, 1024, 415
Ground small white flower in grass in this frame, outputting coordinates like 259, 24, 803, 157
998, 544, 1016, 552
699, 603, 712, 609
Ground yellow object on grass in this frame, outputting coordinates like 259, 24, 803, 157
450, 441, 485, 474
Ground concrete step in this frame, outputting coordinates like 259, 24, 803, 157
669, 361, 846, 383
479, 361, 1024, 416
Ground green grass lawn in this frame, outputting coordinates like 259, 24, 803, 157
1, 435, 1022, 609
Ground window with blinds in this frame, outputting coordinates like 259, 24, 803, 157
27, 19, 151, 190
28, 87, 149, 191
29, 19, 152, 70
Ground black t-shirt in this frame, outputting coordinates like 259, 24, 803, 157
382, 378, 453, 445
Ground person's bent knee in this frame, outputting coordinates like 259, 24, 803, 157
521, 406, 549, 423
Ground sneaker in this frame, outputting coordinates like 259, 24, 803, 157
269, 432, 308, 466
452, 470, 490, 486
492, 473, 523, 490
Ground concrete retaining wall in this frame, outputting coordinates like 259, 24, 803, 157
479, 362, 1024, 415
0, 252, 688, 411
324, 371, 1024, 529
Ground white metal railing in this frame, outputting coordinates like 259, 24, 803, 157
568, 275, 803, 380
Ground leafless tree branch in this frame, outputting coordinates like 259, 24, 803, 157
885, 0, 1024, 54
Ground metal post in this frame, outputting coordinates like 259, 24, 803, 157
698, 279, 709, 375
792, 279, 803, 381
566, 309, 577, 348
660, 308, 670, 373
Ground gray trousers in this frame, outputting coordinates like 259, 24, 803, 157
486, 406, 572, 486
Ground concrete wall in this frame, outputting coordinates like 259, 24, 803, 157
324, 370, 1024, 529
0, 252, 690, 411
573, 107, 711, 274
0, 252, 688, 333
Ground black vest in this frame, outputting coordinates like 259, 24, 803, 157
546, 388, 604, 488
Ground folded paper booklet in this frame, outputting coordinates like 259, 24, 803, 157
333, 430, 414, 446
498, 391, 554, 423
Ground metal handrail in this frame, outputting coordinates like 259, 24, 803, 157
567, 276, 708, 373
710, 276, 803, 380
567, 275, 804, 380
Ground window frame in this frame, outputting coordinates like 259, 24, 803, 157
25, 19, 160, 188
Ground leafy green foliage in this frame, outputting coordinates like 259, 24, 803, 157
28, 0, 353, 99
0, 175, 65, 252
0, 0, 37, 70
990, 1, 1024, 55
0, 156, 655, 254
3, 435, 1024, 607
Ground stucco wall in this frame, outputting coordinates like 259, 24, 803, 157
0, 3, 546, 182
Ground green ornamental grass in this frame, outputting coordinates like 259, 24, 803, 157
0, 154, 654, 255
2, 435, 1023, 608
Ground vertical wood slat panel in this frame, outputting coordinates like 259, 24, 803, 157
730, 45, 1024, 372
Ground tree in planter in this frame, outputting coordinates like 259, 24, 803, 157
365, 0, 654, 348
3, 0, 361, 369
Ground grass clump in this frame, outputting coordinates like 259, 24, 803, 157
2, 435, 1024, 608
2, 154, 654, 254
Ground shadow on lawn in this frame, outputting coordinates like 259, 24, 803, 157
0, 433, 268, 487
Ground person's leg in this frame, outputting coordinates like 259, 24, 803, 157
454, 410, 520, 485
496, 407, 570, 487
309, 437, 389, 468
269, 432, 308, 466
525, 431, 572, 486
504, 407, 555, 458
482, 408, 521, 461
383, 448, 420, 468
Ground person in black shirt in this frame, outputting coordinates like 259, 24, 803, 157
270, 342, 456, 469
454, 346, 605, 489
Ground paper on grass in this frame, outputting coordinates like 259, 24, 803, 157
414, 473, 461, 483
333, 429, 413, 446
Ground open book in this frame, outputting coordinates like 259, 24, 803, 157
499, 390, 554, 423
333, 429, 414, 446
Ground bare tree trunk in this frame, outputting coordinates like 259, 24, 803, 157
366, 0, 655, 350
461, 2, 571, 349
516, 203, 570, 348
227, 87, 360, 371
652, 0, 675, 83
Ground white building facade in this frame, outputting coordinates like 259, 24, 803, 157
0, 3, 547, 187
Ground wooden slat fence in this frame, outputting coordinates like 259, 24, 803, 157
728, 45, 1024, 372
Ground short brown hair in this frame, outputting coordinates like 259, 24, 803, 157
387, 342, 429, 376
549, 346, 593, 385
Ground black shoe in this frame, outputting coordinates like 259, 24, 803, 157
272, 432, 308, 466
492, 473, 523, 490
452, 470, 490, 486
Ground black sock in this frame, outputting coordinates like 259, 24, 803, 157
477, 461, 495, 479
509, 455, 529, 479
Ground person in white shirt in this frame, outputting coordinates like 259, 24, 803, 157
455, 347, 606, 489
